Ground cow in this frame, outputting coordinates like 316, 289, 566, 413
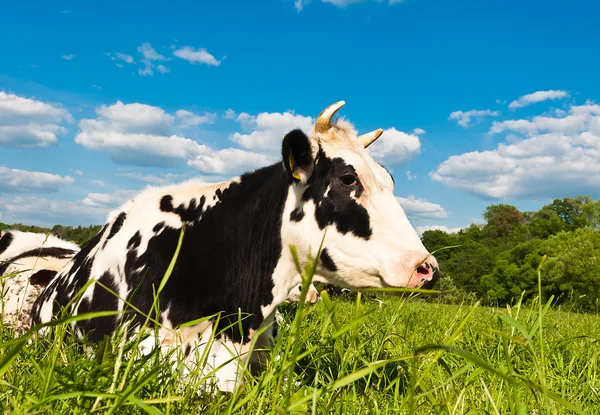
31, 100, 440, 393
0, 230, 79, 333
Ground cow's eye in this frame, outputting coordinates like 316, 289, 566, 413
340, 174, 357, 187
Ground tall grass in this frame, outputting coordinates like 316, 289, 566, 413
1, 233, 599, 414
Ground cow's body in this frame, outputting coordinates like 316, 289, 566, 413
0, 230, 79, 333
31, 101, 439, 392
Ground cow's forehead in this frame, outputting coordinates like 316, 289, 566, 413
318, 137, 395, 193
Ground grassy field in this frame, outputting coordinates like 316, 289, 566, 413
1, 287, 599, 414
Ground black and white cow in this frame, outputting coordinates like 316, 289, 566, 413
0, 230, 79, 333
31, 101, 439, 392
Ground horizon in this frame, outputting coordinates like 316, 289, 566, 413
1, 0, 599, 234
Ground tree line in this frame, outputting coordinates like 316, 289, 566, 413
0, 223, 103, 247
421, 195, 600, 312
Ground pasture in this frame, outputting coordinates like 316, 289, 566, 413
1, 272, 598, 414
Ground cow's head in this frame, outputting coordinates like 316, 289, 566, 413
281, 101, 439, 291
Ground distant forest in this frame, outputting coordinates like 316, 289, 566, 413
421, 195, 600, 312
0, 223, 103, 247
2, 194, 600, 311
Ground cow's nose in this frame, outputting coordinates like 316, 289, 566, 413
411, 255, 440, 289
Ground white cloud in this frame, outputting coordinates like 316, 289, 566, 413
74, 170, 84, 176
415, 225, 463, 237
230, 111, 313, 152
406, 170, 417, 180
0, 196, 102, 226
396, 196, 448, 220
448, 109, 500, 128
175, 109, 217, 127
223, 108, 236, 119
136, 43, 168, 76
91, 84, 102, 90
115, 52, 134, 64
61, 54, 75, 60
173, 46, 221, 66
137, 43, 165, 61
0, 91, 72, 147
188, 148, 276, 175
157, 64, 170, 74
366, 128, 421, 166
302, 0, 403, 9
0, 166, 74, 193
431, 101, 600, 199
82, 189, 137, 208
75, 101, 210, 167
508, 90, 570, 110
91, 180, 105, 186
413, 128, 426, 135
116, 171, 192, 186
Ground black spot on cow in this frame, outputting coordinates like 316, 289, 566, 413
76, 271, 120, 342
153, 222, 166, 234
0, 231, 14, 257
30, 269, 58, 286
320, 248, 337, 272
160, 194, 207, 223
302, 150, 372, 240
184, 344, 192, 357
104, 212, 127, 248
290, 207, 305, 222
127, 231, 142, 250
160, 195, 174, 212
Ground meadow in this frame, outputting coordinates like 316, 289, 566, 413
1, 265, 599, 414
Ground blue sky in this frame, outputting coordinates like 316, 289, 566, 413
1, 0, 600, 234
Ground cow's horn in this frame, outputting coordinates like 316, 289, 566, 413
359, 128, 384, 148
315, 100, 345, 133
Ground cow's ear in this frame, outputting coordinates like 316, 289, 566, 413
282, 129, 314, 184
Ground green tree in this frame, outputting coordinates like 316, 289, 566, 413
482, 204, 524, 239
542, 227, 600, 310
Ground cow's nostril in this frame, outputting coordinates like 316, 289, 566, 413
416, 265, 430, 276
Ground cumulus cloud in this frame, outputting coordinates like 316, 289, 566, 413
188, 148, 276, 175
508, 90, 570, 110
415, 225, 463, 237
0, 196, 104, 227
366, 128, 421, 166
175, 109, 217, 127
116, 171, 192, 186
0, 91, 72, 147
74, 101, 210, 167
82, 189, 137, 208
396, 196, 448, 220
448, 109, 500, 128
431, 101, 600, 199
230, 111, 313, 153
173, 46, 221, 66
0, 166, 74, 193
413, 128, 426, 135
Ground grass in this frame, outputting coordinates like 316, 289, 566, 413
1, 245, 600, 413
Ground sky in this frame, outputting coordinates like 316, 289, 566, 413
1, 0, 600, 235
